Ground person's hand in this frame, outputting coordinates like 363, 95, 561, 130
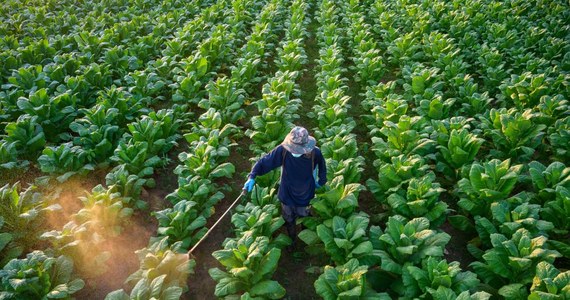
244, 178, 255, 192
313, 169, 321, 188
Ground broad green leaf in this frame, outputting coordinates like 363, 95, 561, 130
249, 280, 286, 299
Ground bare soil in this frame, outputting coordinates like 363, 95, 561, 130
296, 15, 320, 132
184, 187, 235, 300
274, 243, 324, 300
74, 212, 156, 299
440, 221, 476, 269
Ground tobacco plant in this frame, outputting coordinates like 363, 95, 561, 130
0, 183, 60, 266
299, 177, 363, 230
480, 108, 546, 162
320, 132, 359, 162
548, 116, 570, 161
490, 199, 553, 239
231, 203, 290, 249
199, 77, 246, 124
114, 238, 194, 298
40, 220, 111, 276
401, 64, 444, 102
209, 232, 286, 299
456, 78, 492, 116
110, 141, 163, 185
470, 228, 560, 298
0, 251, 84, 299
499, 72, 553, 109
370, 115, 435, 160
366, 216, 451, 295
16, 89, 77, 142
327, 158, 365, 186
165, 175, 224, 218
3, 115, 46, 160
528, 161, 570, 205
370, 216, 450, 276
386, 172, 447, 227
535, 94, 568, 126
401, 257, 480, 299
455, 159, 522, 218
74, 185, 134, 237
365, 93, 408, 127
367, 154, 430, 203
125, 109, 181, 156
174, 141, 235, 180
541, 186, 570, 237
38, 143, 94, 182
105, 165, 148, 210
69, 104, 120, 164
0, 141, 25, 170
96, 87, 149, 127
106, 274, 184, 300
153, 200, 207, 251
529, 261, 570, 299
314, 259, 389, 300
436, 128, 484, 179
312, 214, 373, 265
470, 194, 555, 255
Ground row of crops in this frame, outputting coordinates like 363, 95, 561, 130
1, 0, 569, 299
207, 0, 310, 298
0, 0, 278, 297
293, 0, 569, 299
107, 0, 296, 298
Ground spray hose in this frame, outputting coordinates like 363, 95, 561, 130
187, 188, 248, 256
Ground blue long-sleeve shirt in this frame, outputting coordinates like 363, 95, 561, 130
248, 145, 327, 207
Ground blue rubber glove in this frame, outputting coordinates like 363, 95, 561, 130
244, 178, 255, 192
313, 169, 321, 188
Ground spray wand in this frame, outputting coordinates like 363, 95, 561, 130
187, 188, 247, 258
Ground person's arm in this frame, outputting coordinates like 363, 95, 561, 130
316, 148, 327, 186
248, 145, 285, 179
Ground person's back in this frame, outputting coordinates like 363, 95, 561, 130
243, 126, 327, 251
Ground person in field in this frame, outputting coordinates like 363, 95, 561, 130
243, 126, 327, 251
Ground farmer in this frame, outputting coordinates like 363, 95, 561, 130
243, 126, 327, 251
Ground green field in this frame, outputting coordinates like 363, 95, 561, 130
1, 0, 569, 299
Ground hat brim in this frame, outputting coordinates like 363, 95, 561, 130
282, 135, 316, 154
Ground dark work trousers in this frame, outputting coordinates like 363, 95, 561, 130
281, 203, 310, 224
281, 203, 309, 243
